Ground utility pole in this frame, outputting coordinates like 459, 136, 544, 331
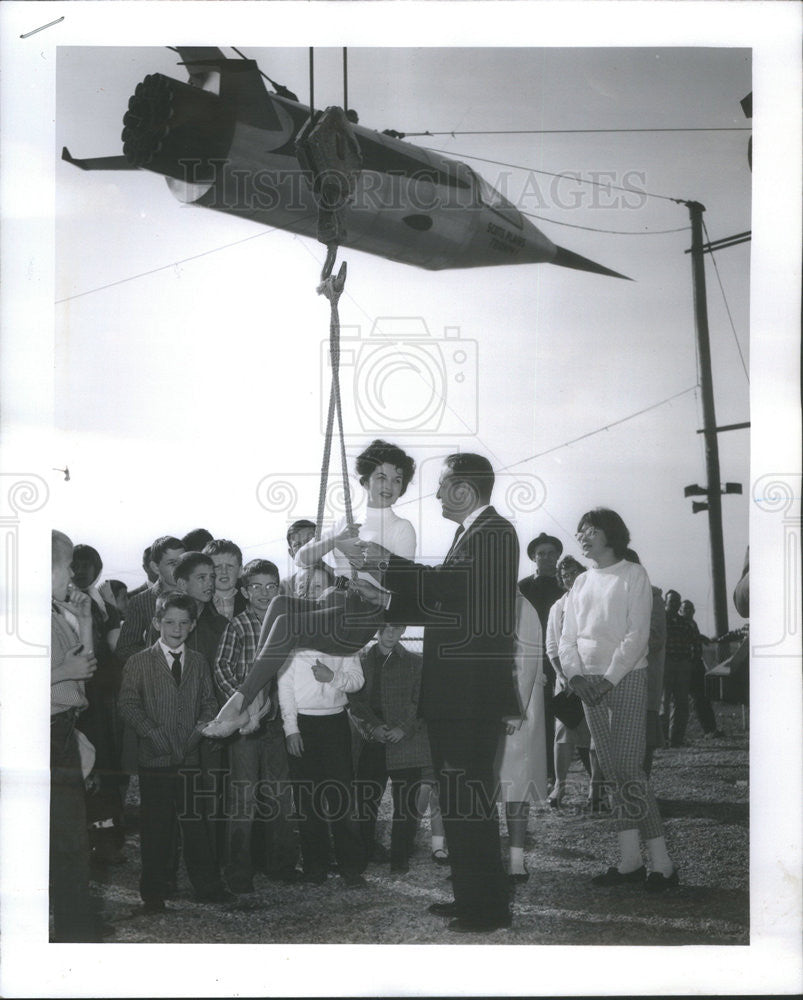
685, 200, 730, 638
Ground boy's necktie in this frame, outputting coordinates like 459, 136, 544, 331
170, 651, 182, 685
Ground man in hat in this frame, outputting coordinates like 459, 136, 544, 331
519, 533, 564, 631
519, 532, 564, 784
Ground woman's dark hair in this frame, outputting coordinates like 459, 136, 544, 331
355, 440, 415, 495
107, 579, 128, 600
576, 507, 631, 559
71, 544, 103, 590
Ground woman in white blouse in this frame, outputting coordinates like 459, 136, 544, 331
205, 440, 417, 738
559, 508, 678, 892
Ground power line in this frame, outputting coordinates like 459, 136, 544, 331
521, 209, 689, 237
405, 127, 751, 137
394, 385, 701, 514
504, 386, 700, 468
422, 145, 685, 205
701, 218, 750, 384
55, 217, 314, 305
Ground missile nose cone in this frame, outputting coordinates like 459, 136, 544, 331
552, 245, 632, 280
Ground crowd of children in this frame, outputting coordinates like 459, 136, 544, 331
50, 520, 454, 937
50, 504, 741, 939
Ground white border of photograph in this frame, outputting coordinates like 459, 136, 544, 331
1, 2, 801, 997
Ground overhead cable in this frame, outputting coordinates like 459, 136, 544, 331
422, 146, 685, 205
406, 127, 751, 137
55, 218, 314, 305
504, 386, 700, 468
701, 218, 750, 384
521, 210, 690, 236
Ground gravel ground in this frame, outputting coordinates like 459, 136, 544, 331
90, 704, 748, 946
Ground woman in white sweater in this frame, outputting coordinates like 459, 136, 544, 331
559, 507, 677, 892
205, 440, 417, 738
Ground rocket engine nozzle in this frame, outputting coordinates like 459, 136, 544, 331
122, 73, 234, 183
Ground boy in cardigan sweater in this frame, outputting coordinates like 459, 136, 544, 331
119, 593, 230, 912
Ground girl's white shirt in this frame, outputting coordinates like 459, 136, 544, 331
294, 500, 416, 591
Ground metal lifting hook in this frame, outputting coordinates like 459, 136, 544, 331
317, 257, 347, 300
320, 243, 339, 283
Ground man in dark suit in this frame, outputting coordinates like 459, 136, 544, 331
347, 453, 519, 933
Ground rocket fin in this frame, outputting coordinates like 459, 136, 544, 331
61, 147, 135, 171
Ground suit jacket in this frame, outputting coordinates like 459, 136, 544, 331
119, 641, 217, 768
383, 506, 520, 722
117, 582, 164, 663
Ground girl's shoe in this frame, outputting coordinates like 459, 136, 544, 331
431, 847, 450, 866
202, 693, 248, 739
238, 694, 273, 735
508, 868, 530, 884
591, 865, 646, 887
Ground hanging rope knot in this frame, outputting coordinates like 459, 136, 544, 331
295, 106, 363, 251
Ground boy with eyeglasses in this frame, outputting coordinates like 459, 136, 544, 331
214, 559, 299, 891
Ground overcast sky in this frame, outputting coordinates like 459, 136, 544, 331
54, 43, 753, 633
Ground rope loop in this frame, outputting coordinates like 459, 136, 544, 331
315, 256, 355, 552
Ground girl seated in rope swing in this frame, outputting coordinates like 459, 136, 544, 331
203, 440, 417, 738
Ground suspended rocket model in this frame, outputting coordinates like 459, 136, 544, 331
63, 47, 628, 277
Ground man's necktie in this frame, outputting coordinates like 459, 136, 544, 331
170, 651, 182, 685
445, 524, 465, 563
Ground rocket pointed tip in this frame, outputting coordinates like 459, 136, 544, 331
553, 246, 632, 281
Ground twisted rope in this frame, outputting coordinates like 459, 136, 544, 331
315, 253, 355, 551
